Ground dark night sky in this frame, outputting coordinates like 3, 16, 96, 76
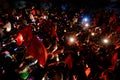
0, 0, 119, 9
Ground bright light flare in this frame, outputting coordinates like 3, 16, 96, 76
83, 17, 89, 22
69, 37, 75, 43
91, 32, 95, 36
103, 38, 109, 44
85, 23, 89, 27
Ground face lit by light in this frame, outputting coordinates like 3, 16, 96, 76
103, 38, 109, 44
69, 37, 75, 43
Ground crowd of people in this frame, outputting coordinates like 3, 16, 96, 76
0, 1, 120, 80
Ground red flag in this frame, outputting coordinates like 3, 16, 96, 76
65, 54, 73, 69
108, 52, 118, 71
16, 25, 48, 67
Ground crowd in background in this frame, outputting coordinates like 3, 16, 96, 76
0, 1, 120, 80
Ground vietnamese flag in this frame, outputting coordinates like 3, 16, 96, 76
16, 25, 48, 67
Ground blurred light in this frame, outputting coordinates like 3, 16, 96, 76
29, 60, 38, 66
103, 38, 109, 44
19, 34, 23, 42
83, 17, 89, 22
91, 32, 95, 36
77, 51, 80, 56
56, 55, 59, 61
16, 16, 19, 20
85, 23, 89, 27
43, 16, 47, 20
86, 64, 88, 68
14, 48, 18, 51
69, 37, 75, 43
64, 29, 66, 32
2, 44, 6, 47
42, 77, 45, 80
